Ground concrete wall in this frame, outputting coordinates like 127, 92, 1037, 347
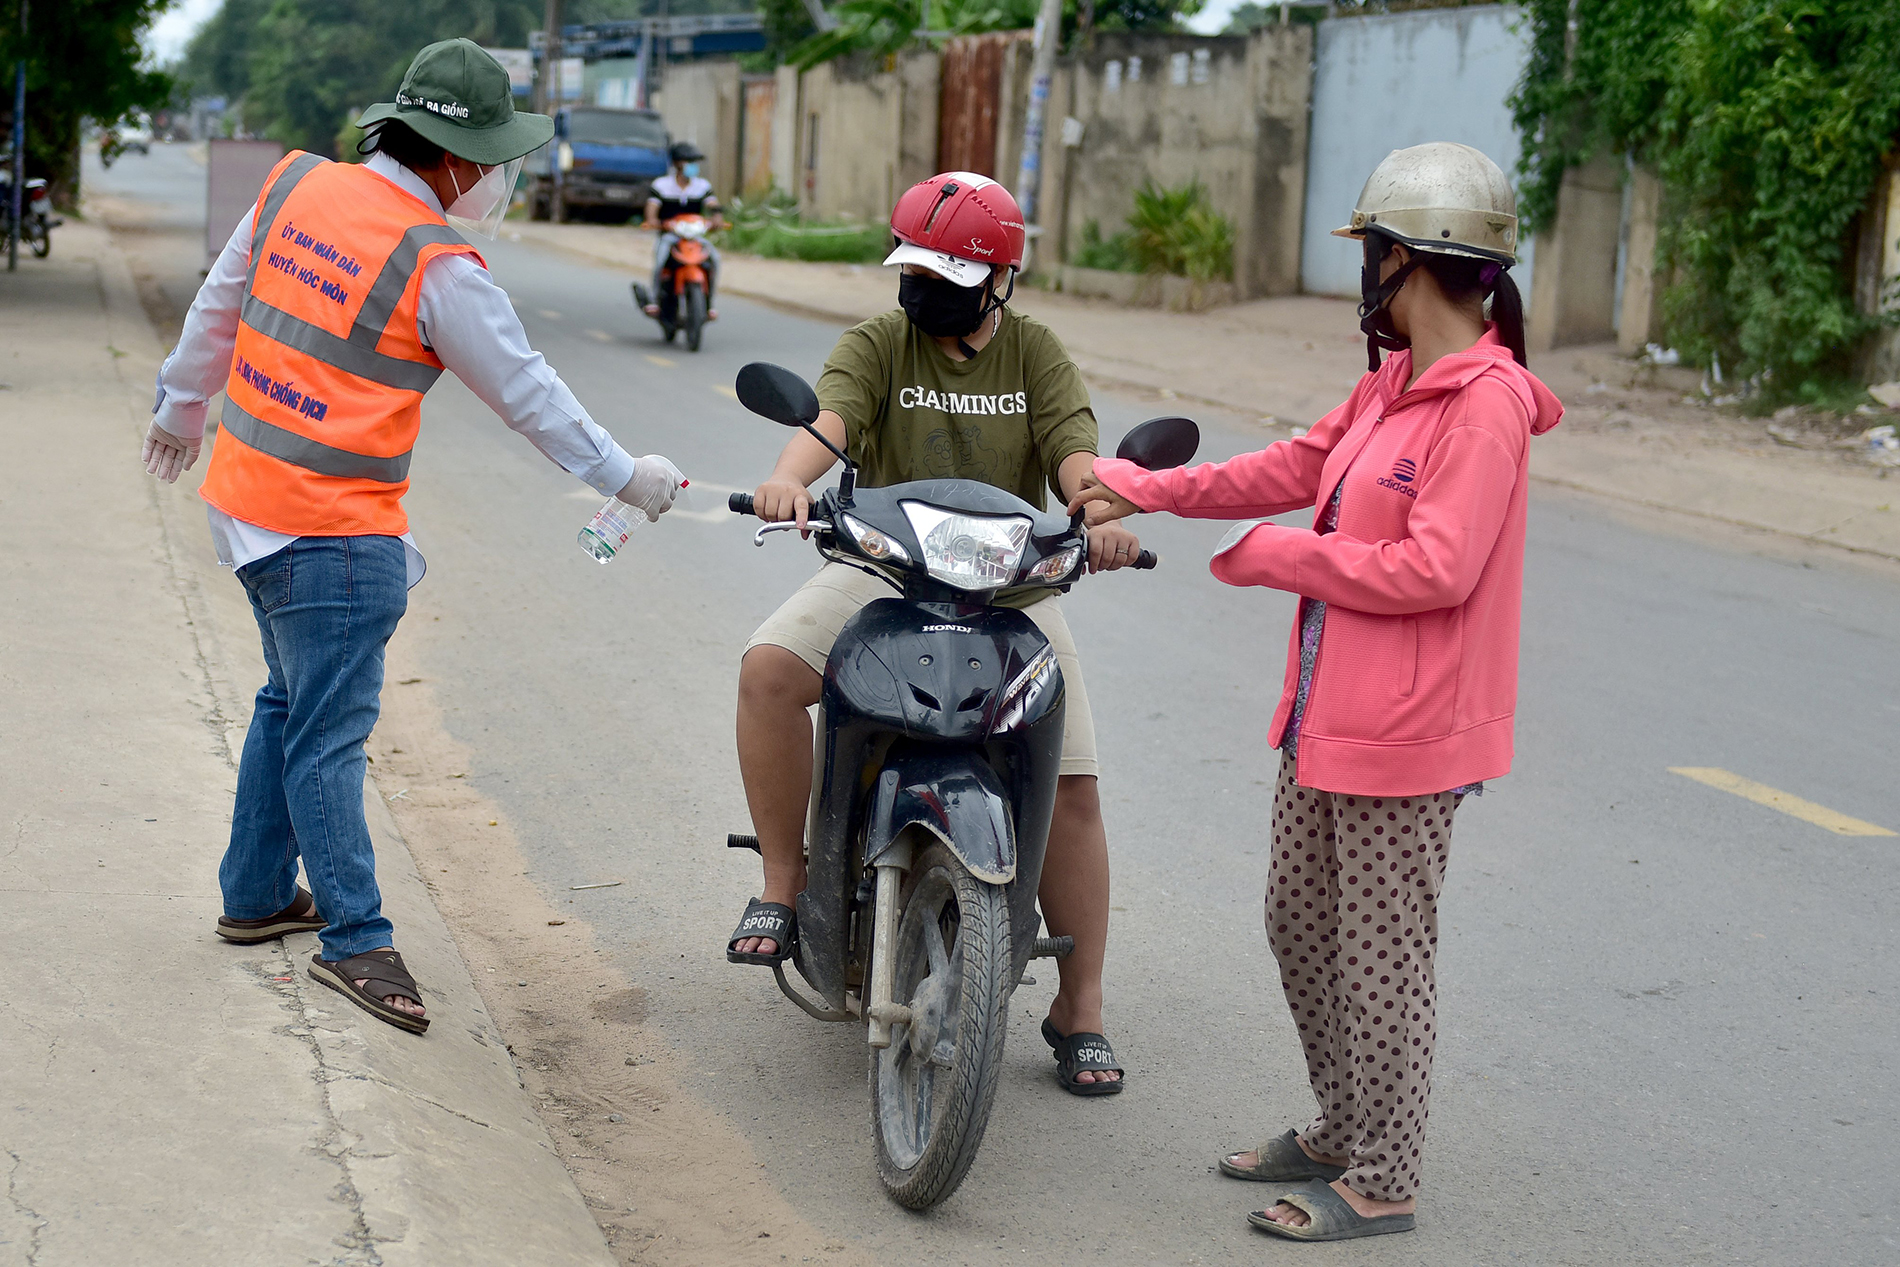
784, 53, 940, 222
1049, 25, 1311, 297
895, 51, 942, 194
770, 63, 800, 196
1615, 164, 1663, 355
1301, 5, 1537, 300
651, 61, 743, 198
1855, 162, 1900, 382
1527, 154, 1622, 351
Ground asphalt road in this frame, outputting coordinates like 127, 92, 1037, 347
95, 144, 1900, 1266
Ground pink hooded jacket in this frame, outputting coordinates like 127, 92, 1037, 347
1094, 327, 1563, 797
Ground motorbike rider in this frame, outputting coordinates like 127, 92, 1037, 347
730, 171, 1136, 1093
640, 140, 723, 320
139, 39, 685, 1036
1071, 142, 1562, 1238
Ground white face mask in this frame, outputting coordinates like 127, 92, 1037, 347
444, 157, 522, 239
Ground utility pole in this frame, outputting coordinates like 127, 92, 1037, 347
1012, 0, 1062, 271
541, 0, 564, 110
543, 0, 564, 222
9, 1, 26, 273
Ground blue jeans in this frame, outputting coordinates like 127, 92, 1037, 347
220, 535, 407, 961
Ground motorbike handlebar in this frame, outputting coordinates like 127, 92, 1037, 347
733, 491, 1155, 568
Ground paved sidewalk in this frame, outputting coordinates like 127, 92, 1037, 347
510, 218, 1900, 562
0, 220, 615, 1266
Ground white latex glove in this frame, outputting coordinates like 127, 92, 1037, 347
614, 454, 686, 522
142, 421, 202, 484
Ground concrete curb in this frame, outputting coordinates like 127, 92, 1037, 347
15, 217, 618, 1266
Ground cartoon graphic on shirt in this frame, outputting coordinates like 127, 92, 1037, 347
917, 420, 1013, 483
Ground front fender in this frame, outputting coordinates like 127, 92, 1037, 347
863, 750, 1015, 884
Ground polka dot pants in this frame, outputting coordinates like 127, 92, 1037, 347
1266, 753, 1458, 1203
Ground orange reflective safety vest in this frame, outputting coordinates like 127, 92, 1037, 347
199, 150, 484, 537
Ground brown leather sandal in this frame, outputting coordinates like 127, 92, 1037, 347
216, 886, 325, 943
307, 950, 430, 1034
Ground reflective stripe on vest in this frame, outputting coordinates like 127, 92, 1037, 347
238, 294, 443, 392
219, 395, 412, 483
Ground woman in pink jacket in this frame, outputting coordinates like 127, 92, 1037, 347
1073, 143, 1562, 1242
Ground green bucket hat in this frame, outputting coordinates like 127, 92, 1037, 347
357, 38, 553, 166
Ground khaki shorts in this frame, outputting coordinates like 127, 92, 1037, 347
745, 563, 1099, 777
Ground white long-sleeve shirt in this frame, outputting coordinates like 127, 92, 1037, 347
154, 152, 637, 586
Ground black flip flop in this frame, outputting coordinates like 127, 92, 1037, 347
726, 898, 796, 966
1219, 1129, 1348, 1183
308, 950, 430, 1035
217, 886, 325, 943
1248, 1178, 1415, 1241
1041, 1017, 1126, 1096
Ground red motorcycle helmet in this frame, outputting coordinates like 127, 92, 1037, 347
884, 172, 1026, 287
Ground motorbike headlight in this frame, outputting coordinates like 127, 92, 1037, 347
901, 504, 1032, 592
1024, 545, 1082, 584
841, 513, 910, 564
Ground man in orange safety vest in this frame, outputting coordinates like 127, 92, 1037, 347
140, 40, 683, 1035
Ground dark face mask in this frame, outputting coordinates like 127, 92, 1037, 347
1358, 234, 1424, 371
898, 270, 989, 338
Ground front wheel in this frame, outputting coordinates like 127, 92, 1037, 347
683, 281, 706, 352
871, 842, 1011, 1209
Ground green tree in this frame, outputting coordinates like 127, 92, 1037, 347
0, 0, 172, 207
1511, 0, 1900, 394
787, 0, 1202, 69
178, 0, 545, 159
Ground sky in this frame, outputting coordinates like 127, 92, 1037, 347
144, 0, 222, 66
141, 0, 1244, 66
1185, 0, 1248, 35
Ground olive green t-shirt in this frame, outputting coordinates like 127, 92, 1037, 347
814, 306, 1098, 512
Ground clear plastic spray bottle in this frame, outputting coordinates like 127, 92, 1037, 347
577, 479, 688, 563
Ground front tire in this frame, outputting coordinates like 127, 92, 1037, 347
683, 281, 706, 352
871, 842, 1011, 1210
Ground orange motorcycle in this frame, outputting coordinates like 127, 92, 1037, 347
631, 214, 714, 352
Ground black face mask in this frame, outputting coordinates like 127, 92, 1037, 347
1358, 234, 1424, 371
899, 270, 989, 338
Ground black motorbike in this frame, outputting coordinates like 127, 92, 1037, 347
727, 362, 1197, 1209
1, 170, 59, 259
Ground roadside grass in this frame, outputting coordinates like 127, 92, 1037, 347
1127, 178, 1235, 282
718, 190, 889, 265
1066, 180, 1236, 283
1069, 219, 1138, 272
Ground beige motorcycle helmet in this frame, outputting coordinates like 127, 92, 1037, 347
1336, 142, 1525, 369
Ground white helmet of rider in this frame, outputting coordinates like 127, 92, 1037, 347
1332, 141, 1518, 264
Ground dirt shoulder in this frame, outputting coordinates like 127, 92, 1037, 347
508, 217, 1900, 562
364, 665, 873, 1267
76, 174, 863, 1266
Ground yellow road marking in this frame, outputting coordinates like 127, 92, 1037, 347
586, 328, 613, 343
645, 354, 676, 368
537, 308, 563, 321
712, 384, 738, 400
1668, 768, 1895, 837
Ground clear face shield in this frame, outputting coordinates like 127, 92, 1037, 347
444, 156, 525, 240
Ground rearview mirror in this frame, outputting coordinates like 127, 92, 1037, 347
736, 362, 821, 429
1116, 416, 1199, 471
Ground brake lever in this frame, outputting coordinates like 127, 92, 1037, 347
753, 520, 833, 547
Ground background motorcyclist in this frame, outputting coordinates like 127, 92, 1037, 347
729, 172, 1137, 1094
640, 140, 722, 320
